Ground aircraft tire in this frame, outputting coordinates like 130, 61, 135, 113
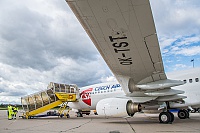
77, 112, 83, 117
159, 112, 172, 124
168, 112, 174, 122
94, 112, 98, 115
184, 109, 190, 118
178, 109, 189, 119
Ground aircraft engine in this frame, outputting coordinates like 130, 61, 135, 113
96, 98, 141, 117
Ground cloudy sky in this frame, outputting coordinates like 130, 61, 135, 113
0, 0, 200, 104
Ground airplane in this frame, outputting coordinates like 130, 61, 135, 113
65, 0, 200, 124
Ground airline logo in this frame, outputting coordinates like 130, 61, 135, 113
95, 84, 120, 91
80, 88, 93, 106
79, 84, 120, 106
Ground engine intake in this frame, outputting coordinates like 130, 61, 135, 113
96, 98, 141, 117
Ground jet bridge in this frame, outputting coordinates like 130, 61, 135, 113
21, 82, 79, 118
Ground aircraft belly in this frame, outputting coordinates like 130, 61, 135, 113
68, 102, 82, 110
170, 102, 200, 109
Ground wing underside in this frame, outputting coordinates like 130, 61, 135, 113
66, 0, 185, 104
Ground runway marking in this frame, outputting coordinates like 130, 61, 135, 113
156, 131, 198, 132
59, 118, 93, 132
125, 118, 136, 133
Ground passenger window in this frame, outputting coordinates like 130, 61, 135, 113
195, 78, 199, 82
189, 79, 192, 83
183, 80, 187, 83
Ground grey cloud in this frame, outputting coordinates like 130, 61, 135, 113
0, 0, 98, 72
0, 5, 54, 70
2, 91, 27, 97
59, 64, 111, 87
0, 83, 27, 96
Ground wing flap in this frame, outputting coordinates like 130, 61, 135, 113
130, 96, 157, 103
145, 89, 185, 97
156, 95, 187, 102
117, 96, 157, 103
136, 79, 185, 90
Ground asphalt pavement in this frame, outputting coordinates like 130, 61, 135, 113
1, 110, 200, 133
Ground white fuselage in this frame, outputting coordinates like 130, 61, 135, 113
68, 68, 200, 111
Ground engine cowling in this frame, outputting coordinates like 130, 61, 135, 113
96, 98, 141, 117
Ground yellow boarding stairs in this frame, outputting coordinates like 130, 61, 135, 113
21, 82, 79, 119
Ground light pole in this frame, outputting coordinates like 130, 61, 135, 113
191, 59, 194, 68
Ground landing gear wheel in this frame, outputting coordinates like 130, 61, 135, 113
159, 112, 172, 124
178, 109, 189, 119
77, 112, 83, 117
185, 109, 190, 118
168, 112, 174, 122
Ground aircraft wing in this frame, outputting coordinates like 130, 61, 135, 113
66, 0, 185, 101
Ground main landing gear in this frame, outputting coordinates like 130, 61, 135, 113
159, 109, 190, 124
159, 101, 190, 124
159, 102, 174, 124
76, 110, 91, 117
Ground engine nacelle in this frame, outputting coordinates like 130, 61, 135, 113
96, 98, 141, 117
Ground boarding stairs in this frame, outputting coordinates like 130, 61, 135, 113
21, 82, 79, 118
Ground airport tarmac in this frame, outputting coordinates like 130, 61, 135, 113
1, 110, 200, 133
